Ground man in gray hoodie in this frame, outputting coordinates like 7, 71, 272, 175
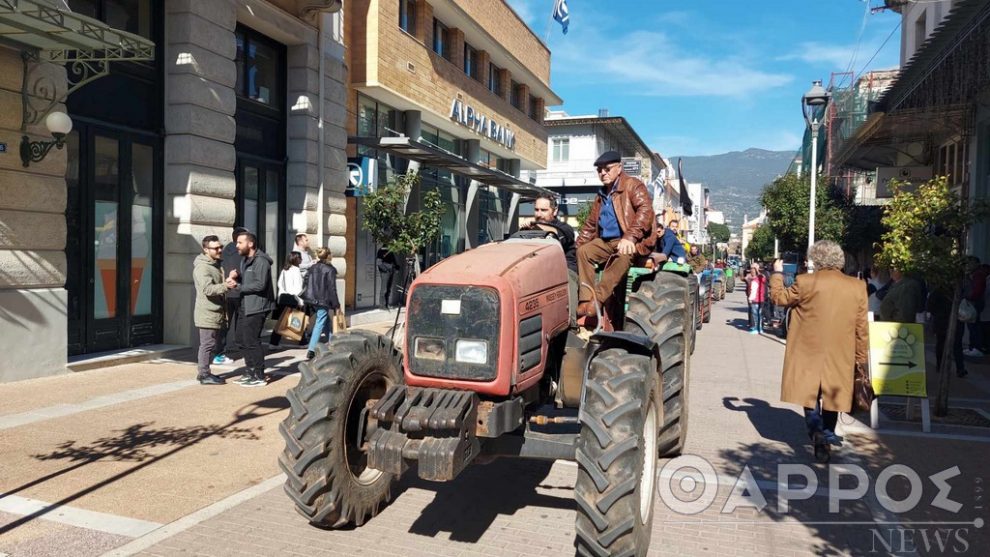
192, 235, 228, 385
226, 231, 275, 386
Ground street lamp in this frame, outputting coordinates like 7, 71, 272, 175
802, 80, 830, 269
20, 111, 73, 168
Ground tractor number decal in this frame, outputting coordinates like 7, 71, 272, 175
519, 286, 568, 314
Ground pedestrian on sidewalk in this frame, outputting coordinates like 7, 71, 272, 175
293, 233, 316, 278
217, 226, 248, 365
269, 251, 305, 347
878, 268, 923, 323
962, 257, 987, 356
226, 231, 275, 387
302, 247, 341, 360
928, 286, 968, 378
745, 263, 766, 334
769, 240, 868, 463
192, 235, 229, 385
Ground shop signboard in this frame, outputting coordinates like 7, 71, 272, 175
449, 98, 516, 150
347, 157, 378, 197
868, 322, 927, 397
621, 157, 641, 176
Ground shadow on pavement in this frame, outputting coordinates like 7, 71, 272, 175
0, 397, 289, 535
404, 458, 573, 543
726, 318, 751, 330
722, 397, 801, 445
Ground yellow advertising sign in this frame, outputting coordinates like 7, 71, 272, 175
868, 322, 927, 397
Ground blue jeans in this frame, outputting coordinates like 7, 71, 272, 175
749, 302, 762, 331
307, 307, 331, 353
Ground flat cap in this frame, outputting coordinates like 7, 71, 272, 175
593, 150, 621, 167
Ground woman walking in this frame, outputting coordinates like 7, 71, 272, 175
769, 241, 869, 462
745, 263, 766, 334
302, 247, 340, 360
270, 252, 305, 346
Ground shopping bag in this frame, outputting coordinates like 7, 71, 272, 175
276, 307, 308, 342
332, 309, 348, 334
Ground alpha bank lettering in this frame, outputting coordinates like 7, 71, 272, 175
450, 99, 516, 150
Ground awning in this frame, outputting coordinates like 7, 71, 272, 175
832, 105, 971, 170
350, 136, 553, 198
0, 0, 154, 63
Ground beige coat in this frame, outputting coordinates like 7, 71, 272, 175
770, 269, 869, 412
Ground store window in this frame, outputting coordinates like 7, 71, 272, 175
399, 0, 416, 35
488, 62, 502, 96
433, 18, 449, 59
68, 0, 153, 39
464, 43, 479, 80
552, 138, 570, 162
236, 27, 283, 107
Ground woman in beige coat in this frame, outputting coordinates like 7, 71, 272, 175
770, 240, 869, 462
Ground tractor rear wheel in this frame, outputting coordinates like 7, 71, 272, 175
279, 331, 402, 528
624, 271, 691, 457
574, 348, 660, 557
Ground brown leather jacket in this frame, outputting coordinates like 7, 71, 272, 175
576, 172, 656, 256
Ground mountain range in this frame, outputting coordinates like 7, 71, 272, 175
671, 148, 795, 234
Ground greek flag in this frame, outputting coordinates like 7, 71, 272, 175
553, 0, 569, 34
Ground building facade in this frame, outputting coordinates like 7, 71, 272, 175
343, 0, 559, 309
0, 0, 349, 382
519, 110, 662, 228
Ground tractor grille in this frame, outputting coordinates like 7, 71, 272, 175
518, 314, 542, 372
407, 285, 500, 381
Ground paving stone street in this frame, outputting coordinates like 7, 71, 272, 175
2, 291, 988, 557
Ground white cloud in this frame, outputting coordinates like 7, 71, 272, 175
778, 35, 901, 77
554, 28, 792, 98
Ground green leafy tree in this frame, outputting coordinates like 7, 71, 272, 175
876, 176, 988, 416
575, 202, 592, 231
363, 172, 443, 267
746, 225, 774, 261
708, 222, 731, 244
760, 172, 851, 255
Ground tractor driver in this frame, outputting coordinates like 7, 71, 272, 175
652, 216, 687, 265
526, 193, 577, 273
575, 151, 656, 317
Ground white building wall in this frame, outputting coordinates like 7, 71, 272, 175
900, 0, 958, 65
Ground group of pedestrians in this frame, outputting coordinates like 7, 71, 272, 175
192, 228, 340, 386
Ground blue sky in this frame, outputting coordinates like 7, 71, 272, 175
506, 0, 903, 156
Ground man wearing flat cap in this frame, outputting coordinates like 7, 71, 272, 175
576, 151, 656, 316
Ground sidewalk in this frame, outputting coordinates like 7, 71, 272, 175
2, 300, 988, 556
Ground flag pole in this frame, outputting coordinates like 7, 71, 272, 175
545, 0, 555, 45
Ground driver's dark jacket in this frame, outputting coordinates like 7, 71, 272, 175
576, 172, 656, 256
538, 219, 577, 273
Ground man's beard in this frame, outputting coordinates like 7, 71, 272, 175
534, 215, 552, 223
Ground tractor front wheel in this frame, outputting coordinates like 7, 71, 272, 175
279, 331, 402, 528
575, 348, 660, 557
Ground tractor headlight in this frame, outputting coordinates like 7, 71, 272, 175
455, 339, 488, 364
414, 337, 445, 361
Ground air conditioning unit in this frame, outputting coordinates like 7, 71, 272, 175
875, 166, 932, 197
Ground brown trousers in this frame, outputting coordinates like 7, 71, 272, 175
577, 238, 633, 304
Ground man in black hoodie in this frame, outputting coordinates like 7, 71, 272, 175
226, 231, 275, 386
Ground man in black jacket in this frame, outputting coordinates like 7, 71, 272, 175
219, 226, 247, 363
226, 231, 275, 387
527, 193, 576, 272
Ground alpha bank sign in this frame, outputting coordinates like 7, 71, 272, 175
450, 98, 516, 151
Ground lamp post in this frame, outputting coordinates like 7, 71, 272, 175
20, 111, 73, 168
801, 80, 830, 269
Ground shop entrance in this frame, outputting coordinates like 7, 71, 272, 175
65, 124, 162, 355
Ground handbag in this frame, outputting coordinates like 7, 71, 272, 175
332, 308, 348, 334
276, 307, 308, 342
958, 298, 977, 323
852, 362, 875, 414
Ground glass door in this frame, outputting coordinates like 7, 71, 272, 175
66, 124, 162, 355
236, 156, 285, 281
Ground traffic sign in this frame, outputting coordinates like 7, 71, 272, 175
868, 322, 927, 397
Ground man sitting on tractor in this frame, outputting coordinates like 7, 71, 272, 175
688, 244, 709, 274
575, 150, 656, 317
652, 215, 687, 266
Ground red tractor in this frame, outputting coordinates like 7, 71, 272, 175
278, 236, 692, 556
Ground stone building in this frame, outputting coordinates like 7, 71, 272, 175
0, 0, 348, 382
343, 0, 559, 309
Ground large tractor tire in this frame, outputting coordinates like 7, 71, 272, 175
279, 331, 403, 528
575, 348, 660, 557
623, 272, 691, 457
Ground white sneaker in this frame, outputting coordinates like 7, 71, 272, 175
963, 348, 984, 357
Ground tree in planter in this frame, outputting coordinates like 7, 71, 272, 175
875, 176, 988, 416
746, 225, 774, 261
363, 172, 443, 312
760, 172, 851, 256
